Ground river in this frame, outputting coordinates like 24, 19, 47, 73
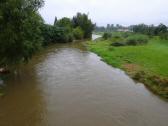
0, 37, 168, 126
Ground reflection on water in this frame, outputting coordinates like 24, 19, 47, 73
0, 41, 168, 126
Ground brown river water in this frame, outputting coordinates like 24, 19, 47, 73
0, 36, 168, 126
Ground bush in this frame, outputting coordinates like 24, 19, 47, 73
41, 24, 74, 44
122, 32, 133, 38
73, 27, 84, 40
103, 32, 112, 40
57, 31, 74, 43
113, 35, 121, 39
160, 33, 168, 40
67, 33, 74, 42
111, 42, 126, 47
126, 34, 149, 45
110, 36, 124, 42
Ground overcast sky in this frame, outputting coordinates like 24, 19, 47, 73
39, 0, 168, 26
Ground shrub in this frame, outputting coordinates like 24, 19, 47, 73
126, 34, 149, 45
160, 33, 168, 40
41, 24, 74, 44
73, 27, 84, 40
67, 33, 74, 42
110, 36, 124, 42
103, 32, 112, 40
111, 42, 126, 47
110, 34, 126, 47
58, 32, 74, 43
113, 35, 121, 39
122, 32, 133, 38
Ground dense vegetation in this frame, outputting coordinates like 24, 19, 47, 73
132, 24, 168, 39
102, 32, 149, 46
0, 0, 94, 68
96, 23, 168, 40
88, 32, 168, 99
0, 0, 44, 66
72, 13, 95, 38
41, 13, 95, 45
95, 24, 130, 32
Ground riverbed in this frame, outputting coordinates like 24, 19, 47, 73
0, 40, 168, 126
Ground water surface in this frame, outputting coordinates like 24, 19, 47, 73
92, 34, 101, 40
0, 41, 168, 126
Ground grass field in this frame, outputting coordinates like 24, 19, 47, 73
88, 36, 168, 99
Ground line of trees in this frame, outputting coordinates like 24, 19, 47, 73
95, 23, 168, 39
0, 0, 94, 68
131, 24, 168, 39
41, 13, 95, 45
95, 24, 130, 32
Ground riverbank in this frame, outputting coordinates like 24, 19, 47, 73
87, 37, 168, 99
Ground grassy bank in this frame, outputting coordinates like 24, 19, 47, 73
88, 36, 168, 99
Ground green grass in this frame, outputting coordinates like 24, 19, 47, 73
88, 36, 168, 99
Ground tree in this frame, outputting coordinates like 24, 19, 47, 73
0, 0, 44, 66
55, 17, 73, 28
132, 24, 148, 34
132, 23, 167, 36
72, 13, 95, 39
54, 16, 57, 26
155, 24, 167, 35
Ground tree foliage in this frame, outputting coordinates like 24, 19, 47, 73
0, 0, 44, 66
55, 17, 72, 28
0, 0, 94, 67
95, 24, 131, 32
42, 13, 95, 45
72, 13, 95, 38
73, 27, 84, 40
132, 24, 168, 38
41, 24, 74, 45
